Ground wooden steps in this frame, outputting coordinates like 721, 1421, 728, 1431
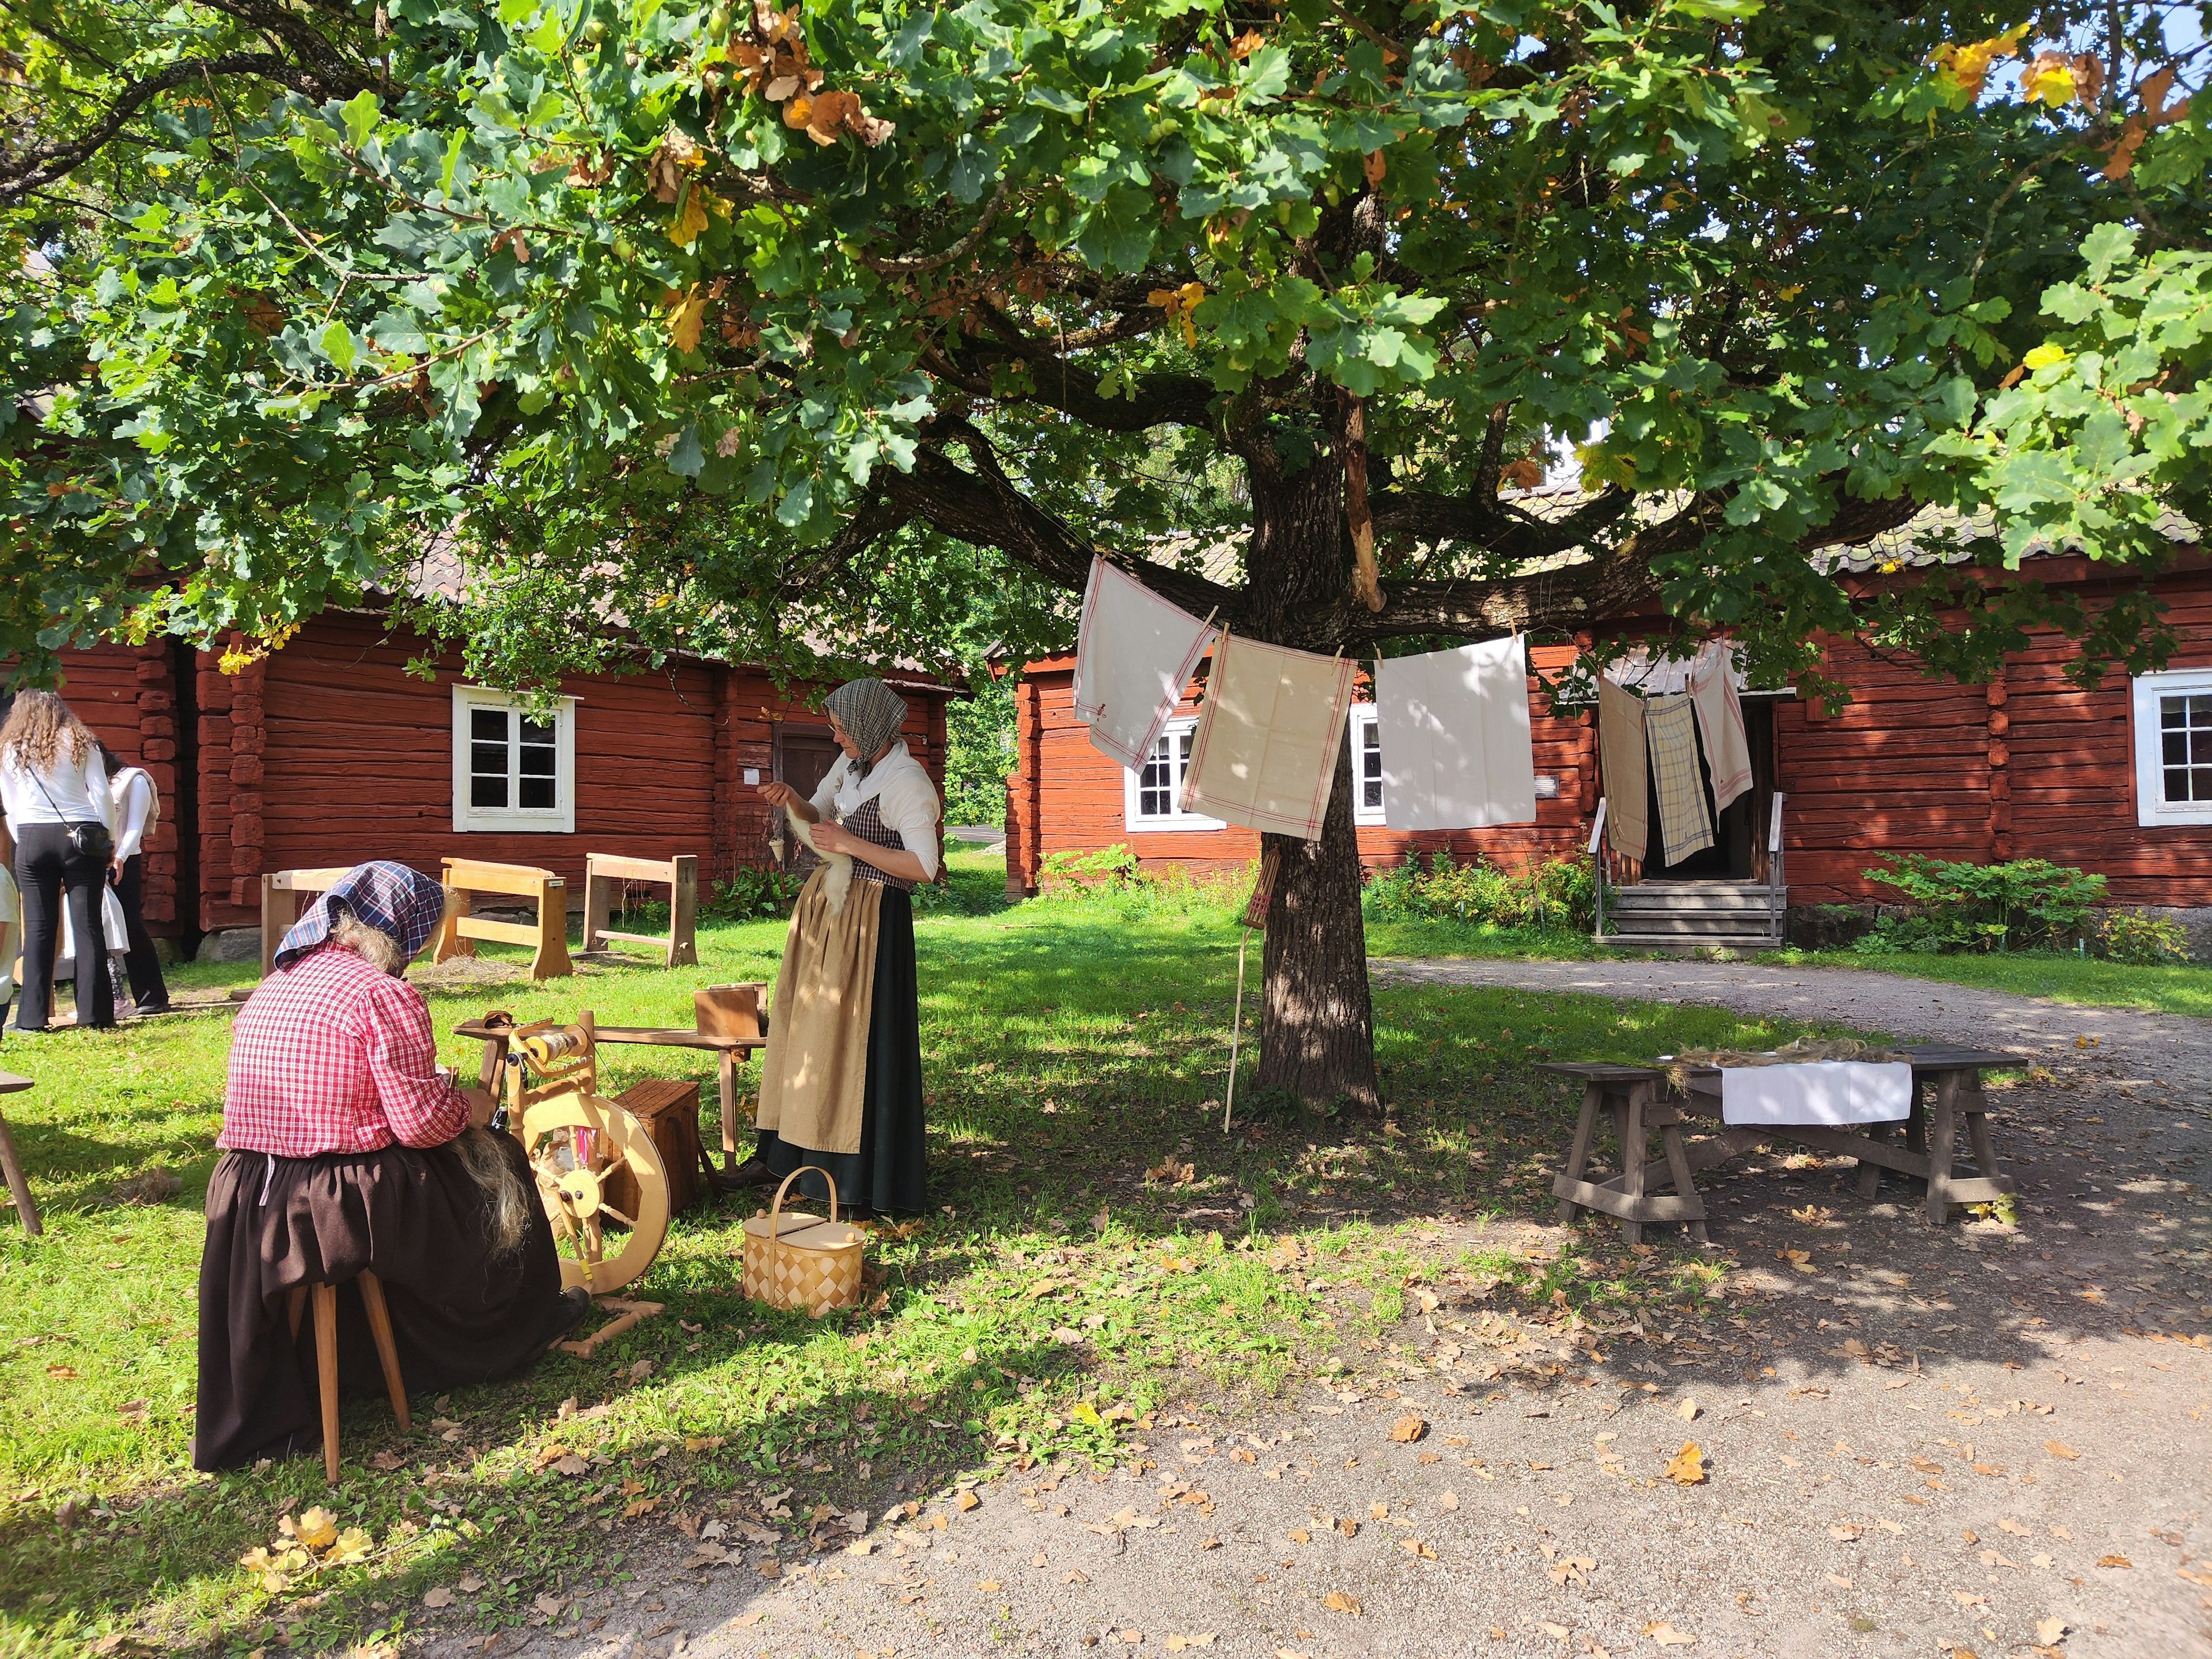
1597, 880, 1785, 956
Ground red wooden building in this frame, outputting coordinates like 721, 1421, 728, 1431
32, 609, 953, 950
1005, 541, 2212, 950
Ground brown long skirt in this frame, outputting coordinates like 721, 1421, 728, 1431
193, 1134, 567, 1472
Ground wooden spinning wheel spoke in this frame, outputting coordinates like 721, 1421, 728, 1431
596, 1203, 638, 1229
513, 1087, 670, 1296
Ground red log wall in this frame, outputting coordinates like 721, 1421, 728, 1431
1012, 571, 2212, 907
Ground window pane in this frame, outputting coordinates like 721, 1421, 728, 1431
471, 740, 507, 775
1360, 719, 1382, 809
471, 708, 507, 741
471, 773, 508, 808
519, 775, 556, 810
519, 743, 557, 778
519, 715, 555, 747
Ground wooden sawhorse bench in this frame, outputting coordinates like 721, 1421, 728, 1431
1540, 1046, 2019, 1243
433, 859, 573, 981
581, 854, 698, 968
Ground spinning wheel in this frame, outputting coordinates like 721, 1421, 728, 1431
516, 1090, 670, 1294
490, 1014, 673, 1295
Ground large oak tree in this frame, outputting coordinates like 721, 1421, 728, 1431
3, 0, 2206, 1105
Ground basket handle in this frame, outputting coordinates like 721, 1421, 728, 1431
767, 1165, 841, 1235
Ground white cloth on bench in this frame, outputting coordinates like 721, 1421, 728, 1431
1719, 1060, 1912, 1126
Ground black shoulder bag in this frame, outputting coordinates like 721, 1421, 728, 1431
31, 766, 116, 865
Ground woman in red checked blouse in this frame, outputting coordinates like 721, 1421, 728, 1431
192, 862, 586, 1471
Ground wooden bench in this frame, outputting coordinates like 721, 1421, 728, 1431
1540, 1046, 2020, 1243
258, 866, 357, 978
581, 854, 698, 969
431, 859, 573, 981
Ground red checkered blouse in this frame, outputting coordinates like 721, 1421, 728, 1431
219, 942, 468, 1158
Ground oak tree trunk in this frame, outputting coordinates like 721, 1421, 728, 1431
1242, 444, 1381, 1113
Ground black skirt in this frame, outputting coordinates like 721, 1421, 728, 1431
756, 883, 927, 1217
193, 1133, 567, 1471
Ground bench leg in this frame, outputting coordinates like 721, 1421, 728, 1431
719, 1048, 739, 1175
313, 1283, 341, 1483
1925, 1073, 1959, 1227
0, 1113, 40, 1236
1556, 1084, 1603, 1225
357, 1270, 410, 1431
1660, 1123, 1706, 1244
1854, 1122, 1891, 1200
1963, 1074, 2002, 1189
1617, 1084, 1649, 1248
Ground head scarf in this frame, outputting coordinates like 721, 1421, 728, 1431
823, 677, 909, 779
274, 861, 449, 971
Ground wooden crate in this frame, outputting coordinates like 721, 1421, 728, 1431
607, 1078, 704, 1219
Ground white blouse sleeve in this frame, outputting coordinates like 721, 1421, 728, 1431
877, 762, 942, 880
113, 774, 154, 862
809, 761, 846, 820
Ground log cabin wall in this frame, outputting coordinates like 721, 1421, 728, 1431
36, 611, 951, 941
1010, 561, 2212, 908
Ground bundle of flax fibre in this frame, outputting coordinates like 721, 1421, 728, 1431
1661, 1036, 1908, 1094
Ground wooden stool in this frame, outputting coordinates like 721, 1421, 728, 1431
287, 1271, 410, 1482
0, 1073, 40, 1236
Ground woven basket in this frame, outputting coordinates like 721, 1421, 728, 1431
740, 1167, 865, 1317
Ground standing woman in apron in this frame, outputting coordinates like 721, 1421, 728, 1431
749, 679, 938, 1217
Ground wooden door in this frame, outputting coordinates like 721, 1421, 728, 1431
774, 728, 841, 875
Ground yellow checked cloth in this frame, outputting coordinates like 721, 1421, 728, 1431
1645, 693, 1715, 865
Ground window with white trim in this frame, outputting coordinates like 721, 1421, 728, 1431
2131, 669, 2212, 826
451, 685, 577, 832
1122, 718, 1224, 831
1349, 704, 1385, 825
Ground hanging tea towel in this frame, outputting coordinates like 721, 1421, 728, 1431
1721, 1062, 1912, 1127
1071, 556, 1217, 769
1180, 632, 1358, 840
1688, 639, 1753, 811
1376, 636, 1537, 830
1596, 678, 1649, 862
1645, 693, 1715, 865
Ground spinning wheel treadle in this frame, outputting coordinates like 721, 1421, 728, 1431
518, 1090, 671, 1294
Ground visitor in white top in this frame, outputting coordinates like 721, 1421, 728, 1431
100, 743, 171, 1015
1, 691, 119, 1033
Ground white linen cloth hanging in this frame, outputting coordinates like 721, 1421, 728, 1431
1719, 1061, 1913, 1127
1688, 639, 1753, 811
1374, 637, 1537, 830
1072, 557, 1217, 769
1180, 632, 1359, 840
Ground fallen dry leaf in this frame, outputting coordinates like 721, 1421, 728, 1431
957, 1490, 981, 1513
1389, 1415, 1429, 1444
1643, 1622, 1696, 1648
1286, 1527, 1311, 1545
1438, 1489, 1460, 1512
1400, 1537, 1438, 1560
1664, 1442, 1708, 1485
422, 1587, 454, 1609
2044, 1440, 2079, 1460
1321, 1591, 1362, 1615
290, 1508, 339, 1551
1163, 1638, 1217, 1653
1676, 1397, 1700, 1422
1829, 1525, 1862, 1542
2096, 1554, 2133, 1569
976, 1579, 1002, 1593
2036, 1616, 2067, 1645
1118, 1629, 1143, 1645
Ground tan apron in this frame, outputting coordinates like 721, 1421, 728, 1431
755, 868, 884, 1155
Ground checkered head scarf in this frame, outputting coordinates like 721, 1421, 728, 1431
274, 861, 449, 970
824, 678, 908, 779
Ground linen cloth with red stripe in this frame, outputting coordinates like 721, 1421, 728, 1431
218, 943, 468, 1158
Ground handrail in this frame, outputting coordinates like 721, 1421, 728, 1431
1588, 796, 1609, 857
1588, 797, 1608, 940
1767, 790, 1786, 856
1767, 791, 1786, 927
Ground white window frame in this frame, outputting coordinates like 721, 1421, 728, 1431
1122, 716, 1225, 832
2131, 668, 2212, 827
451, 685, 578, 833
1347, 703, 1385, 825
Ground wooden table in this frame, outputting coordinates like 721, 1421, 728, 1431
453, 1021, 767, 1185
1539, 1046, 2019, 1243
0, 1070, 40, 1235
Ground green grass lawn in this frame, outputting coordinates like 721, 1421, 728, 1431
1752, 944, 2212, 1020
0, 849, 1863, 1658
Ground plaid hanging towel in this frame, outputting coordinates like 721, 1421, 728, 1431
1644, 694, 1715, 865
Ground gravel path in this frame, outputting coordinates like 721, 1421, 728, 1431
415, 964, 2212, 1659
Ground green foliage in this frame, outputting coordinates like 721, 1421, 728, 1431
2, 0, 2201, 699
706, 866, 807, 920
1857, 854, 2105, 954
943, 672, 1016, 828
2096, 906, 2192, 965
1039, 843, 1146, 890
1363, 852, 1595, 934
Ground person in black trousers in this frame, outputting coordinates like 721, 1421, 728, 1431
97, 744, 171, 1015
1, 691, 118, 1033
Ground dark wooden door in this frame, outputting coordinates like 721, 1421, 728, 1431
774, 728, 840, 874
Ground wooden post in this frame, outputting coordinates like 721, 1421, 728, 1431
1616, 1083, 1650, 1247
1556, 1082, 1603, 1224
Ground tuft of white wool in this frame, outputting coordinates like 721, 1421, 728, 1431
787, 804, 853, 914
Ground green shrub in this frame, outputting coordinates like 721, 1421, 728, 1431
1039, 842, 1146, 891
1857, 854, 2104, 954
707, 866, 809, 920
1363, 851, 1595, 933
2097, 907, 2192, 965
